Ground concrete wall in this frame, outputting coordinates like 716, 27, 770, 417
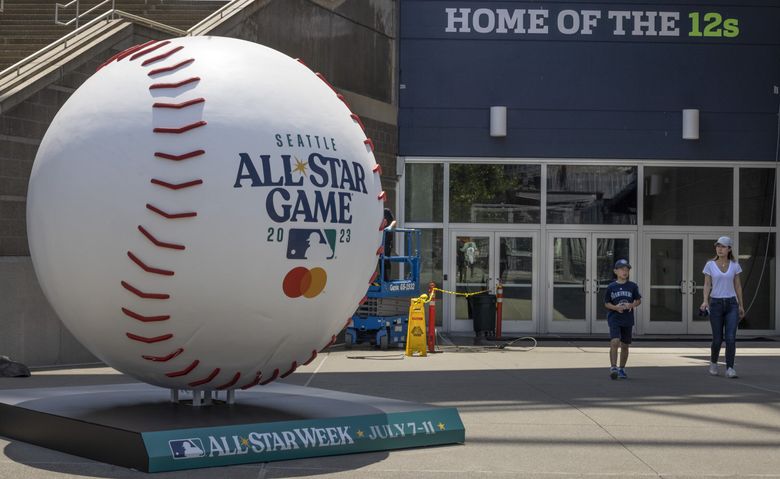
0, 0, 398, 366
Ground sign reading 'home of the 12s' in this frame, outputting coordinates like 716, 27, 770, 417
444, 7, 740, 38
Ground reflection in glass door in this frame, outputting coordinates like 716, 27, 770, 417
645, 234, 721, 334
449, 232, 538, 333
497, 233, 537, 333
548, 233, 634, 334
451, 233, 492, 333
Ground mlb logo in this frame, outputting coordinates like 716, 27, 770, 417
286, 228, 336, 260
169, 438, 206, 459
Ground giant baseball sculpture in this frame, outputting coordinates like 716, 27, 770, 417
27, 36, 385, 390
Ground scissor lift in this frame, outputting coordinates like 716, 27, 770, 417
346, 228, 422, 350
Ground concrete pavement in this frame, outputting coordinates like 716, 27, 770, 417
2, 338, 780, 478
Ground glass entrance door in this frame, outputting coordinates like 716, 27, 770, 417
497, 233, 538, 333
547, 232, 634, 334
450, 232, 493, 333
448, 231, 537, 333
644, 234, 721, 334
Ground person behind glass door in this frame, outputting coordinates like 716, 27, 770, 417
700, 236, 745, 378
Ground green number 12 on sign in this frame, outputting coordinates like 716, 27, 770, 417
689, 12, 739, 38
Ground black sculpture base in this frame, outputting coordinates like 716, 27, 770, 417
0, 383, 464, 472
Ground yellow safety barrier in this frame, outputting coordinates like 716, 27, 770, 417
405, 294, 428, 357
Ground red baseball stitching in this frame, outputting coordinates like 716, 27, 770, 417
149, 77, 200, 90
121, 280, 170, 299
152, 98, 205, 109
142, 348, 183, 362
364, 138, 375, 152
153, 121, 207, 134
150, 179, 203, 190
122, 307, 170, 322
373, 164, 382, 175
303, 350, 318, 366
350, 113, 366, 132
97, 40, 156, 71
216, 372, 241, 390
258, 369, 279, 386
146, 204, 197, 219
127, 251, 174, 276
138, 225, 186, 250
126, 332, 173, 343
130, 40, 171, 61
154, 150, 205, 161
148, 59, 195, 76
320, 335, 337, 352
315, 72, 338, 94
142, 46, 184, 67
369, 271, 379, 283
377, 191, 386, 202
280, 361, 297, 378
166, 359, 199, 377
240, 372, 262, 390
336, 94, 354, 114
188, 368, 220, 387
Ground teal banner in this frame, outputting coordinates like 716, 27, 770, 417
142, 408, 465, 472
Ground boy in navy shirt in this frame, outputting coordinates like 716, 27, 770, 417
604, 259, 642, 380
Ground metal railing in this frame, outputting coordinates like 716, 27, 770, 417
0, 10, 185, 81
188, 0, 254, 35
0, 0, 244, 84
56, 0, 115, 28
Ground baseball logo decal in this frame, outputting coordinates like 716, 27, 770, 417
27, 36, 384, 390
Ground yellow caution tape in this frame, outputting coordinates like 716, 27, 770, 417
431, 287, 490, 298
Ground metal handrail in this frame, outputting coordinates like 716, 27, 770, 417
188, 0, 253, 35
0, 0, 240, 85
56, 0, 115, 28
0, 9, 185, 82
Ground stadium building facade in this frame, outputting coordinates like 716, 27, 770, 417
397, 0, 780, 336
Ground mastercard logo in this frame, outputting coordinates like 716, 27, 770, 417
283, 267, 327, 298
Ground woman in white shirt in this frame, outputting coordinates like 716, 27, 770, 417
700, 236, 745, 378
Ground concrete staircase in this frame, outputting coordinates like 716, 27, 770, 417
0, 0, 227, 71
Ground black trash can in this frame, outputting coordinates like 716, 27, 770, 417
468, 293, 496, 334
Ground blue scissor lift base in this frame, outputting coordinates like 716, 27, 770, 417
346, 228, 422, 350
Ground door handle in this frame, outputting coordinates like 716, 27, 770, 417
582, 278, 589, 293
689, 280, 697, 295
679, 280, 686, 294
592, 279, 600, 294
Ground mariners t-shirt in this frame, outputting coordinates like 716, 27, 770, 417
604, 280, 642, 326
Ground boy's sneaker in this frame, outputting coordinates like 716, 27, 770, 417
610, 367, 618, 380
726, 367, 738, 378
708, 363, 719, 376
617, 368, 628, 379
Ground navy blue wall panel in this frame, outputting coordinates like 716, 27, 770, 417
399, 0, 780, 160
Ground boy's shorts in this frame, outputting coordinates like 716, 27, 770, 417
608, 321, 633, 344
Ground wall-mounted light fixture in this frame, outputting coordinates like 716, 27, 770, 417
490, 106, 507, 137
682, 109, 699, 140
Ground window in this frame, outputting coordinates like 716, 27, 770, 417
405, 163, 443, 223
450, 164, 541, 223
740, 168, 775, 227
547, 165, 636, 224
644, 167, 732, 226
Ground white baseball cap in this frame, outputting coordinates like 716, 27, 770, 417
715, 236, 733, 247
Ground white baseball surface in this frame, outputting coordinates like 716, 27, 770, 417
27, 36, 384, 390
